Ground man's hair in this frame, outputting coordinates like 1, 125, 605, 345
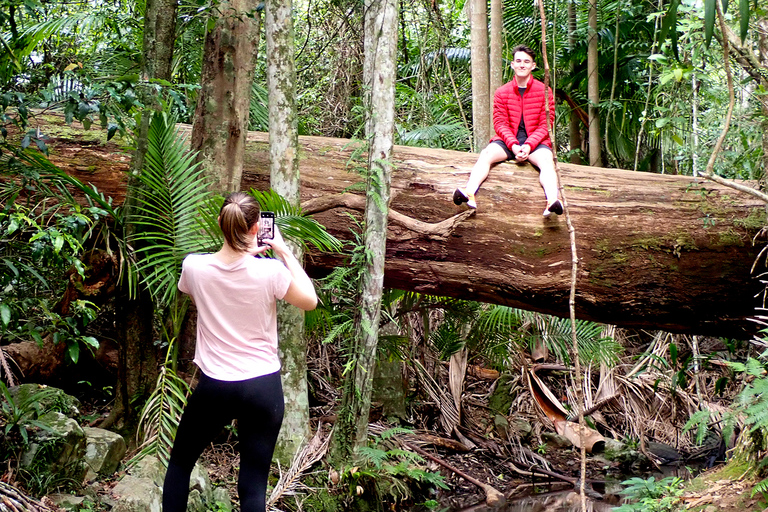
511, 45, 536, 62
219, 192, 261, 252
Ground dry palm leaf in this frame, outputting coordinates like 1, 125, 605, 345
267, 426, 330, 510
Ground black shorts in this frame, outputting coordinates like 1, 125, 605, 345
491, 139, 552, 161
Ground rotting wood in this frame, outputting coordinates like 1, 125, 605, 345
33, 114, 767, 337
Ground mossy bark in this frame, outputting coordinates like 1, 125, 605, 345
265, 0, 310, 464
331, 0, 399, 462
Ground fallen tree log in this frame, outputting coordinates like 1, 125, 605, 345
39, 117, 766, 337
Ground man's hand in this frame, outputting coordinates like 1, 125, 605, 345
515, 143, 532, 162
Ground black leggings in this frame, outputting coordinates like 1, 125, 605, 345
162, 371, 284, 512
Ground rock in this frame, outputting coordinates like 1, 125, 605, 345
83, 427, 127, 480
109, 455, 226, 512
601, 438, 650, 470
188, 489, 204, 512
494, 414, 509, 439
647, 441, 681, 464
130, 455, 166, 487
112, 475, 163, 512
21, 411, 87, 485
48, 493, 85, 509
509, 417, 533, 438
8, 383, 81, 419
212, 487, 233, 512
542, 432, 572, 448
189, 462, 213, 504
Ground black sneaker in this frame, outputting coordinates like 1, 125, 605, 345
453, 188, 468, 205
544, 200, 563, 216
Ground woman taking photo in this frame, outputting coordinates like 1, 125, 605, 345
162, 192, 318, 512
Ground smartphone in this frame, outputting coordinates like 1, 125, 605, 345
257, 211, 275, 246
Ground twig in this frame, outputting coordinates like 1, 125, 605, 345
566, 393, 621, 422
699, 172, 768, 204
535, 2, 586, 511
404, 442, 505, 507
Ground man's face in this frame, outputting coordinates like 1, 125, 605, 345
512, 51, 536, 79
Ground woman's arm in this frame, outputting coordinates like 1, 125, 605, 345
264, 228, 318, 311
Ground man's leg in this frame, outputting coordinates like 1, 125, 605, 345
528, 147, 561, 214
464, 142, 510, 195
455, 142, 509, 208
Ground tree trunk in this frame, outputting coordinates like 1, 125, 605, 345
104, 0, 178, 430
191, 0, 261, 192
266, 0, 310, 465
489, 0, 502, 137
44, 120, 766, 338
567, 0, 582, 164
332, 0, 398, 461
469, 0, 490, 150
587, 0, 601, 167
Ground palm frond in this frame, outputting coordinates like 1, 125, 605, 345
132, 365, 190, 469
248, 189, 342, 252
129, 111, 213, 307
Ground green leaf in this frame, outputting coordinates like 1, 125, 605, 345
67, 343, 80, 364
0, 303, 11, 326
739, 0, 750, 42
658, 0, 680, 60
704, 0, 716, 47
82, 336, 100, 349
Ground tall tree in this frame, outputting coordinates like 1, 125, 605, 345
587, 0, 601, 166
332, 0, 399, 460
104, 0, 179, 429
191, 0, 261, 191
265, 0, 309, 464
469, 0, 490, 150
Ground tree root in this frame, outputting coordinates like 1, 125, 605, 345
301, 193, 475, 239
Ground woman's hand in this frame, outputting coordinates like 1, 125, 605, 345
259, 225, 290, 259
263, 226, 318, 310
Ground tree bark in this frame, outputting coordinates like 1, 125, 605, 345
266, 0, 310, 465
489, 0, 502, 137
191, 0, 261, 192
469, 0, 490, 150
44, 120, 766, 338
332, 0, 398, 461
587, 0, 601, 167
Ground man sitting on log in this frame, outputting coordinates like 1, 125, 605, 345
453, 45, 562, 216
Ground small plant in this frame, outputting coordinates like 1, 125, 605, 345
535, 443, 548, 455
613, 475, 684, 512
0, 382, 57, 447
338, 428, 448, 507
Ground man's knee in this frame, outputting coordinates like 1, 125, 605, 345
478, 143, 508, 164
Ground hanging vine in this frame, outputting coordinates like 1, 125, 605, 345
535, 1, 587, 510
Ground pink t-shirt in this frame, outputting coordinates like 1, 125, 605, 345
178, 253, 291, 381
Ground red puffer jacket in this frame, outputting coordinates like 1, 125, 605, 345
490, 77, 555, 151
